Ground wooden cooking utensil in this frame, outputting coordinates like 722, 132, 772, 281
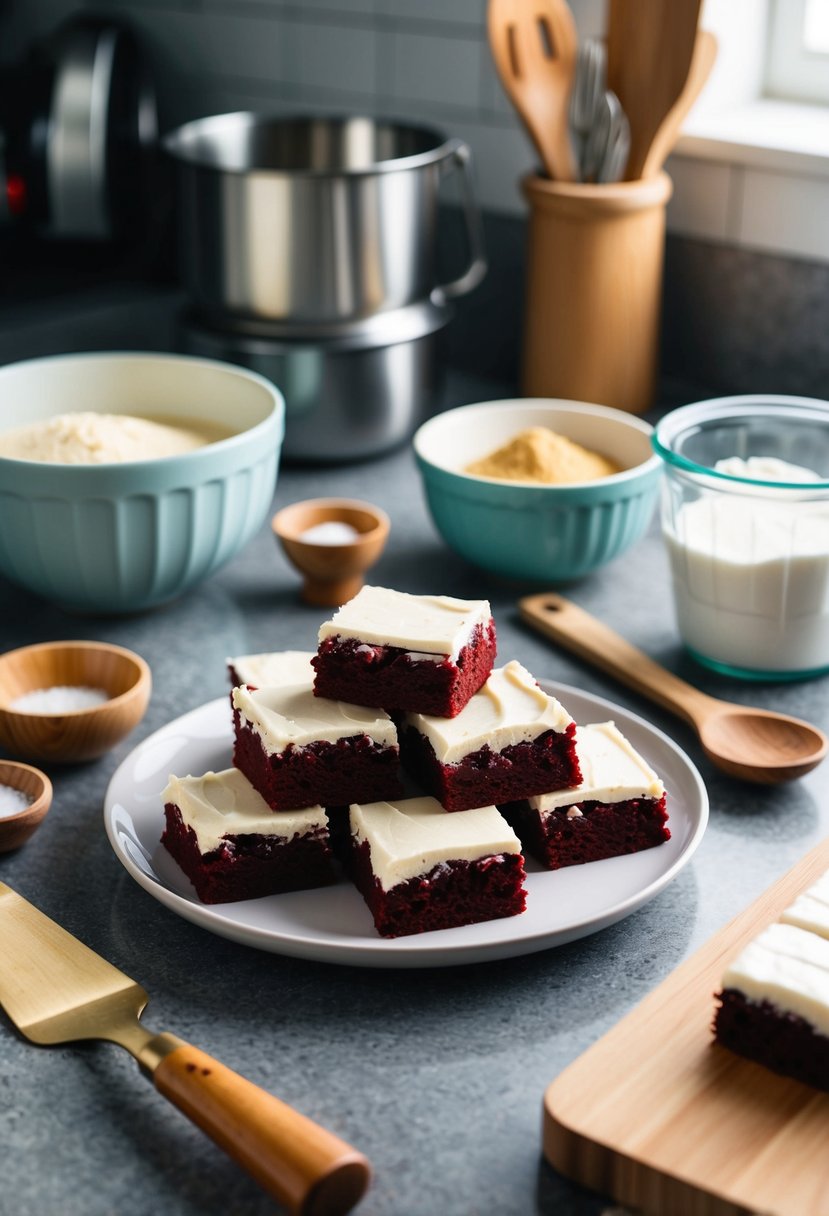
487, 0, 578, 181
0, 882, 371, 1216
639, 29, 718, 179
519, 593, 828, 784
607, 0, 703, 181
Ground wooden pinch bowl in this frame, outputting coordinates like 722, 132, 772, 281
0, 641, 152, 763
0, 761, 53, 852
272, 498, 390, 607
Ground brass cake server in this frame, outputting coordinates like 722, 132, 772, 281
0, 881, 371, 1216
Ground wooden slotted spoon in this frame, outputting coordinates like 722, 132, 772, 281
520, 593, 828, 784
488, 0, 579, 181
607, 0, 704, 180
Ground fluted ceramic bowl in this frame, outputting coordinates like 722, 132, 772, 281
413, 399, 660, 583
0, 352, 284, 612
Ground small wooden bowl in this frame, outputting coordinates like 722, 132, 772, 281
272, 498, 390, 607
0, 641, 152, 763
0, 760, 53, 852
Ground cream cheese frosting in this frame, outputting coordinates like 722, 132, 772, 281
528, 721, 664, 813
232, 681, 398, 753
228, 650, 315, 687
780, 870, 829, 941
318, 585, 491, 659
162, 769, 326, 854
722, 921, 829, 1039
405, 660, 571, 763
349, 796, 521, 891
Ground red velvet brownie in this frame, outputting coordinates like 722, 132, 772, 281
400, 660, 580, 812
161, 768, 335, 904
713, 872, 829, 1092
347, 795, 526, 938
312, 585, 496, 717
232, 679, 401, 810
227, 650, 314, 690
502, 721, 669, 869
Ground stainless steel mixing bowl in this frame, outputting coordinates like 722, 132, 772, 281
164, 112, 486, 325
180, 298, 450, 464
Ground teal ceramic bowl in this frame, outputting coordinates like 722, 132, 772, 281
0, 352, 284, 612
413, 399, 661, 583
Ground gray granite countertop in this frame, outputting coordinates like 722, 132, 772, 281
1, 369, 827, 1216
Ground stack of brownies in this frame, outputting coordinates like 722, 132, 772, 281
162, 585, 670, 937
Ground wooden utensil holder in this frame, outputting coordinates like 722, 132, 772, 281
521, 172, 673, 415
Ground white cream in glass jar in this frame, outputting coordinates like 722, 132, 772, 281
654, 397, 829, 680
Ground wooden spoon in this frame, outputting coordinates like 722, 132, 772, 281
519, 593, 828, 784
639, 29, 718, 179
607, 0, 703, 181
488, 0, 578, 181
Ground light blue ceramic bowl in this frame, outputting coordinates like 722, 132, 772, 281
0, 352, 284, 612
413, 399, 661, 583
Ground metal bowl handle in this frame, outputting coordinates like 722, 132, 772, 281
432, 139, 488, 303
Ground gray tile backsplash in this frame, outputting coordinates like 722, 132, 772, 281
297, 19, 379, 99
305, 0, 379, 14
18, 0, 531, 172
202, 11, 287, 85
1, 0, 826, 394
663, 238, 829, 399
389, 27, 483, 112
381, 0, 485, 25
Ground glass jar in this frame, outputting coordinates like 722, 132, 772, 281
653, 395, 829, 680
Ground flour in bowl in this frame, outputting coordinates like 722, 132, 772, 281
0, 412, 227, 464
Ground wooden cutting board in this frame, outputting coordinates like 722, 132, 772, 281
543, 836, 829, 1216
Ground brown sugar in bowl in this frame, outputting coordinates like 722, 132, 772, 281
0, 641, 151, 763
0, 760, 53, 852
272, 498, 390, 607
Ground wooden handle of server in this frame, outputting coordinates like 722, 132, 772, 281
153, 1042, 371, 1216
518, 592, 715, 730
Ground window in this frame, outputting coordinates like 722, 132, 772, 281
765, 0, 829, 104
804, 0, 829, 51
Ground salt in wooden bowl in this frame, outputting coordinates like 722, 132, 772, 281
272, 498, 390, 607
0, 641, 151, 763
0, 760, 53, 852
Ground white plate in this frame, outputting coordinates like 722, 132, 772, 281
104, 683, 708, 968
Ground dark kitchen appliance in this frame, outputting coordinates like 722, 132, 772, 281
0, 14, 157, 241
